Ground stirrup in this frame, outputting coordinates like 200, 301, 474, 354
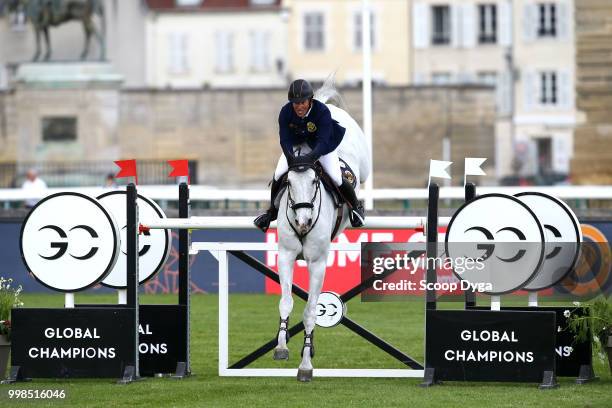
276, 317, 290, 344
300, 331, 315, 358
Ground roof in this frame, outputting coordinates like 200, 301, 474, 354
145, 0, 282, 12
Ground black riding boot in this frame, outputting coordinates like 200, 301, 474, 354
254, 177, 284, 232
338, 178, 365, 227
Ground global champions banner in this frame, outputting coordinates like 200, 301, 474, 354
1, 219, 610, 296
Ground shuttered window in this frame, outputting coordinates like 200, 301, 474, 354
354, 11, 376, 50
249, 31, 271, 72
167, 33, 189, 75
537, 3, 557, 37
478, 4, 497, 44
304, 12, 325, 51
432, 6, 450, 45
215, 32, 234, 73
524, 2, 568, 42
432, 72, 452, 85
540, 71, 558, 105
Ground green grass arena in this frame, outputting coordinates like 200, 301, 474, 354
1, 293, 610, 408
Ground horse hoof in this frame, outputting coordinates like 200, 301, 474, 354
297, 369, 313, 382
273, 348, 289, 360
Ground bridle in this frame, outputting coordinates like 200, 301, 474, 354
285, 163, 322, 241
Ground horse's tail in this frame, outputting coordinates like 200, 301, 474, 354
25, 0, 38, 23
314, 73, 348, 111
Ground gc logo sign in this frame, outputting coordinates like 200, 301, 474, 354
445, 194, 545, 295
37, 224, 100, 260
445, 192, 582, 295
97, 191, 171, 289
315, 292, 346, 328
20, 192, 120, 292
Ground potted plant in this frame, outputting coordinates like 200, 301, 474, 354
0, 277, 23, 379
568, 297, 612, 376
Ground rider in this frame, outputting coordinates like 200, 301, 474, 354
254, 79, 365, 232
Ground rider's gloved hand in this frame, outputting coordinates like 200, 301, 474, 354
291, 153, 315, 167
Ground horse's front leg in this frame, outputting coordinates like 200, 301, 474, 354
32, 28, 41, 61
43, 28, 51, 61
274, 247, 298, 360
297, 254, 327, 382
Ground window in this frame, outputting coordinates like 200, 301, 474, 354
249, 31, 271, 72
42, 117, 77, 142
354, 11, 375, 50
432, 72, 452, 85
536, 137, 553, 174
176, 0, 200, 6
540, 71, 557, 105
167, 33, 189, 75
215, 32, 234, 73
478, 4, 497, 44
432, 5, 450, 45
250, 0, 275, 5
537, 3, 557, 38
478, 71, 497, 86
304, 12, 325, 51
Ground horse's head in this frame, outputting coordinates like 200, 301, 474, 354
286, 159, 321, 236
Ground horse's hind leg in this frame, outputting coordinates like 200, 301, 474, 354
32, 28, 41, 61
297, 257, 326, 382
91, 21, 105, 60
81, 20, 93, 60
274, 248, 298, 360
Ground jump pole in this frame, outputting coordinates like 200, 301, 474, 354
142, 216, 450, 231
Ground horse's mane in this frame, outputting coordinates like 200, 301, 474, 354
313, 74, 348, 111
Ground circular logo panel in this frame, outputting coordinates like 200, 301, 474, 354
558, 224, 611, 300
445, 194, 545, 295
20, 193, 120, 292
515, 192, 582, 291
97, 191, 171, 288
315, 292, 345, 328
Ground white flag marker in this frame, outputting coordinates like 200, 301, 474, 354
428, 160, 452, 186
464, 157, 487, 185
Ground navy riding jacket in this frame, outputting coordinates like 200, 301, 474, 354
278, 99, 346, 160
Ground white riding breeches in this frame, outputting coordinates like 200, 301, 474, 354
274, 150, 343, 186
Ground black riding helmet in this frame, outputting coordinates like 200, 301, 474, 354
288, 79, 314, 103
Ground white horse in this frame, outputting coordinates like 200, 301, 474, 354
273, 80, 370, 381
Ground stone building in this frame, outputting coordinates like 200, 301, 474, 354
0, 0, 496, 188
412, 0, 576, 180
0, 84, 495, 188
143, 0, 287, 89
571, 0, 612, 184
284, 0, 412, 86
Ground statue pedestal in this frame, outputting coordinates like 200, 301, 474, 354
12, 62, 123, 166
15, 62, 123, 89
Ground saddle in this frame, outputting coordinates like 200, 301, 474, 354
273, 158, 358, 240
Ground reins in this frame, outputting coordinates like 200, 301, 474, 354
284, 164, 323, 242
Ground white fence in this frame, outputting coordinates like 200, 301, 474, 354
195, 242, 425, 378
2, 185, 612, 210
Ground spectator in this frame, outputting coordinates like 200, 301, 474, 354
104, 173, 118, 189
22, 169, 48, 209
